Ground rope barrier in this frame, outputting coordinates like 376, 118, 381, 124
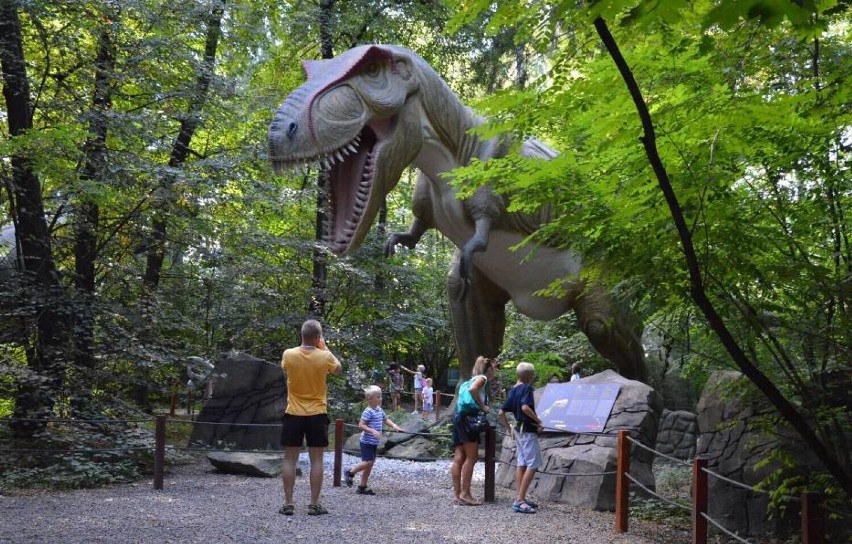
168, 419, 282, 428
0, 446, 153, 453
699, 467, 799, 503
0, 417, 155, 424
494, 458, 616, 477
700, 512, 753, 544
623, 472, 692, 513
341, 450, 455, 462
625, 435, 692, 466
175, 446, 288, 454
341, 422, 453, 437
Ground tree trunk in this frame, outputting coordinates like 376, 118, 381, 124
309, 0, 336, 317
1, 0, 70, 434
72, 16, 116, 383
142, 0, 225, 305
592, 16, 852, 498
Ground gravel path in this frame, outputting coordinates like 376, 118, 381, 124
0, 452, 691, 543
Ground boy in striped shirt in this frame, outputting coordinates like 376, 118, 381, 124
345, 386, 402, 494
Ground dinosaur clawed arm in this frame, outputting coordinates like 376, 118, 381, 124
454, 216, 493, 300
384, 217, 429, 258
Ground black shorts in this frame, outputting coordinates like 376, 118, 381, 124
451, 412, 481, 448
280, 413, 330, 448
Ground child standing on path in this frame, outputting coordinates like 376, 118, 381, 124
421, 378, 434, 418
401, 364, 426, 414
345, 386, 402, 495
498, 362, 544, 514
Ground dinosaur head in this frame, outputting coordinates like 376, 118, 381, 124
269, 45, 423, 254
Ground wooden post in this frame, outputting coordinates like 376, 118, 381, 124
484, 424, 496, 502
153, 415, 166, 490
333, 419, 343, 487
169, 393, 176, 416
615, 430, 630, 533
435, 391, 441, 420
693, 457, 708, 544
801, 492, 824, 544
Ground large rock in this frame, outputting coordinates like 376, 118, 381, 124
696, 371, 828, 538
655, 409, 696, 461
385, 436, 444, 460
343, 431, 388, 454
207, 452, 288, 477
385, 417, 429, 447
188, 353, 285, 450
497, 370, 661, 511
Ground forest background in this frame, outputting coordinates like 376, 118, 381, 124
0, 0, 848, 508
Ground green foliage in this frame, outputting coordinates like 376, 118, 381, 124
446, 0, 851, 502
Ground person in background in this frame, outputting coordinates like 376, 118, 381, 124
548, 374, 560, 384
499, 362, 544, 514
387, 363, 403, 411
344, 386, 402, 495
279, 319, 342, 516
401, 364, 426, 414
570, 362, 582, 382
421, 378, 434, 418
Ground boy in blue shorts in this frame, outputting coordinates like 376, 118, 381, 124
345, 386, 402, 495
498, 362, 544, 514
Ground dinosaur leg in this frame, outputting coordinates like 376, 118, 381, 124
572, 284, 648, 382
447, 249, 511, 377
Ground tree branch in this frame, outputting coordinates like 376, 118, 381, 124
592, 15, 852, 498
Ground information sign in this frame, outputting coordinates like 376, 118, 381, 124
538, 382, 621, 433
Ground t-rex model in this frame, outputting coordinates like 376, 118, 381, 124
268, 44, 647, 382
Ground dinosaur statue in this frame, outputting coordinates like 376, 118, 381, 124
268, 44, 647, 382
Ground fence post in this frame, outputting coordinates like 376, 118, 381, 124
435, 391, 441, 420
153, 415, 166, 490
484, 424, 496, 503
693, 457, 708, 544
801, 492, 824, 544
615, 430, 630, 533
333, 419, 344, 487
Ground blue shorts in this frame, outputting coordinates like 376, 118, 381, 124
516, 430, 543, 470
360, 442, 378, 462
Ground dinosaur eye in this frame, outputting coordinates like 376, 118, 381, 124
364, 62, 382, 78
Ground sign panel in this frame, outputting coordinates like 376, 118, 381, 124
538, 382, 621, 433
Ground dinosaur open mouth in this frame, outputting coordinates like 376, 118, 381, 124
327, 126, 377, 252
269, 125, 377, 254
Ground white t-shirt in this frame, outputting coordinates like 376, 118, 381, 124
422, 386, 434, 405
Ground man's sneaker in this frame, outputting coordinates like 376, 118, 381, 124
344, 470, 354, 487
356, 486, 375, 495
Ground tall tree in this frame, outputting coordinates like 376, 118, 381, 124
0, 0, 71, 432
142, 0, 226, 309
72, 7, 117, 379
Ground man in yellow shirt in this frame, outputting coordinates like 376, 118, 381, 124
279, 319, 342, 516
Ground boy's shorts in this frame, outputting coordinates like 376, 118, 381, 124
360, 442, 378, 462
280, 413, 329, 448
516, 430, 542, 470
423, 401, 433, 412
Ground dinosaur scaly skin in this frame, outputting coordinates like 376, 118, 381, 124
269, 44, 647, 382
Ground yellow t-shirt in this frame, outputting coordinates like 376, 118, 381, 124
281, 347, 341, 416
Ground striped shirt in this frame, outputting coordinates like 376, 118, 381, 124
360, 406, 385, 445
